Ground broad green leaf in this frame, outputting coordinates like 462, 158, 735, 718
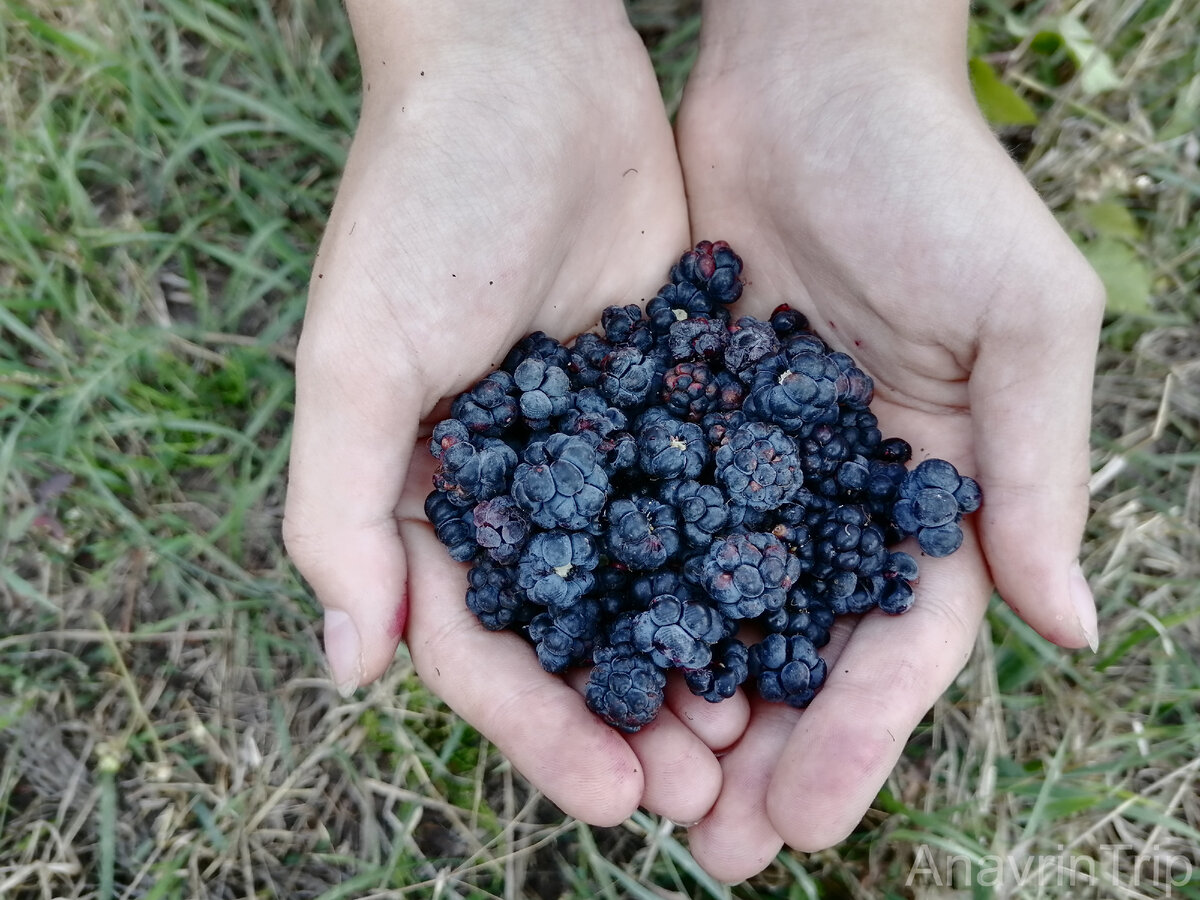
1159, 72, 1200, 141
1057, 14, 1123, 94
1078, 236, 1152, 316
1081, 199, 1142, 240
969, 57, 1039, 126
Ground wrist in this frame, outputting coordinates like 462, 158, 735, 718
694, 1, 971, 87
346, 0, 635, 93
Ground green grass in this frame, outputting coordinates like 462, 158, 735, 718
2, 0, 1199, 897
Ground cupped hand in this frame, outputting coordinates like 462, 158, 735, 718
672, 3, 1104, 881
283, 2, 742, 828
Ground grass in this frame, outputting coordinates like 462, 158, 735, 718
1, 0, 1198, 897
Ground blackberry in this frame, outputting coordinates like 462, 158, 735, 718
743, 349, 840, 438
700, 532, 802, 620
837, 407, 883, 458
472, 495, 531, 566
701, 408, 748, 451
833, 453, 872, 499
595, 430, 639, 478
585, 643, 667, 733
724, 316, 781, 380
558, 388, 627, 445
683, 638, 749, 703
599, 344, 662, 409
892, 459, 981, 557
876, 436, 913, 464
797, 424, 852, 482
512, 357, 572, 430
466, 559, 536, 630
528, 599, 602, 672
605, 496, 681, 571
450, 371, 518, 437
660, 479, 729, 549
761, 587, 835, 647
630, 569, 696, 608
424, 490, 478, 563
661, 361, 719, 420
567, 331, 611, 388
714, 420, 803, 512
667, 317, 729, 362
503, 330, 571, 373
515, 530, 599, 611
749, 633, 827, 708
671, 239, 744, 305
636, 415, 709, 481
878, 551, 920, 615
430, 430, 517, 508
711, 369, 746, 412
769, 304, 810, 338
602, 304, 654, 351
828, 351, 874, 409
811, 505, 888, 581
511, 433, 609, 531
646, 281, 714, 333
632, 593, 729, 670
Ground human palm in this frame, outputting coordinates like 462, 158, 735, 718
283, 12, 745, 827
673, 44, 1104, 880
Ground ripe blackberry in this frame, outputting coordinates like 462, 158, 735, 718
466, 559, 536, 630
558, 388, 627, 444
511, 433, 609, 531
450, 371, 518, 437
743, 349, 840, 438
605, 496, 681, 571
602, 304, 654, 351
876, 436, 912, 464
797, 424, 852, 482
512, 357, 572, 430
585, 643, 667, 733
670, 239, 744, 305
568, 331, 611, 388
768, 304, 810, 338
760, 587, 835, 647
662, 361, 719, 420
646, 281, 715, 333
683, 638, 749, 703
811, 505, 887, 581
660, 479, 728, 548
892, 459, 981, 557
632, 593, 729, 670
724, 316, 781, 380
528, 599, 602, 672
599, 344, 662, 409
503, 330, 571, 374
828, 351, 874, 409
837, 407, 883, 458
515, 530, 599, 611
472, 496, 531, 566
666, 316, 729, 362
749, 633, 827, 708
701, 408, 748, 451
636, 415, 709, 480
424, 490, 478, 563
700, 531, 802, 620
714, 420, 804, 512
430, 430, 517, 508
878, 551, 920, 615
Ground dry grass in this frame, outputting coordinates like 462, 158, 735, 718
1, 0, 1198, 897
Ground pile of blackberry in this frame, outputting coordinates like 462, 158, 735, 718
426, 240, 980, 732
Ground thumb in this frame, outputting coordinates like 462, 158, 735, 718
284, 333, 418, 695
971, 268, 1104, 651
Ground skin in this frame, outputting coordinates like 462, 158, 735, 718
283, 0, 1104, 883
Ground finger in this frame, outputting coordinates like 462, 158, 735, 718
564, 670, 723, 826
973, 253, 1105, 650
284, 323, 420, 694
765, 528, 991, 851
684, 696, 793, 884
665, 675, 751, 754
398, 520, 644, 827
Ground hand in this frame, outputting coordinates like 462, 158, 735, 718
283, 1, 743, 828
672, 1, 1104, 881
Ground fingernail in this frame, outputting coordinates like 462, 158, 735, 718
323, 609, 364, 697
1068, 561, 1099, 653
